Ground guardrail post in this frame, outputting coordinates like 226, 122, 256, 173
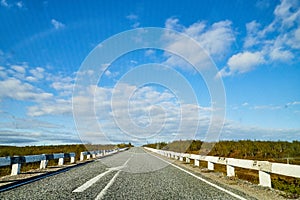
70, 156, 75, 164
92, 153, 96, 158
194, 159, 199, 166
207, 161, 214, 170
40, 159, 48, 169
11, 163, 21, 175
226, 165, 235, 176
186, 157, 190, 163
80, 152, 84, 161
179, 156, 183, 161
58, 158, 64, 166
259, 171, 271, 187
87, 154, 91, 160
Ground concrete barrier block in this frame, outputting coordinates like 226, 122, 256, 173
58, 158, 64, 166
80, 152, 84, 161
40, 160, 48, 169
70, 157, 75, 164
259, 170, 271, 187
226, 165, 235, 177
208, 161, 214, 170
194, 160, 200, 166
11, 163, 21, 175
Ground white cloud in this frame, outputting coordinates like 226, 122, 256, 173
286, 101, 300, 106
25, 76, 38, 82
145, 49, 155, 57
29, 67, 45, 79
2, 64, 28, 80
221, 120, 300, 141
253, 105, 282, 110
0, 0, 9, 7
244, 21, 262, 48
132, 22, 140, 28
286, 27, 300, 49
255, 0, 271, 9
51, 81, 73, 91
221, 51, 265, 76
71, 82, 212, 144
0, 78, 53, 101
295, 28, 300, 41
273, 0, 300, 30
231, 101, 300, 111
221, 0, 300, 77
242, 102, 249, 106
0, 66, 8, 78
269, 47, 294, 61
194, 20, 235, 56
51, 19, 65, 30
167, 18, 234, 57
11, 65, 26, 74
0, 0, 24, 8
126, 14, 140, 28
16, 1, 23, 8
165, 18, 184, 31
27, 99, 72, 116
126, 14, 138, 20
163, 18, 235, 71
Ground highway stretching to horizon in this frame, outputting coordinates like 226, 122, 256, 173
0, 147, 255, 200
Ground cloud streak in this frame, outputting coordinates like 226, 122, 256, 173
51, 19, 65, 30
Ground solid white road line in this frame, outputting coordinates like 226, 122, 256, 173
147, 151, 247, 200
94, 155, 133, 200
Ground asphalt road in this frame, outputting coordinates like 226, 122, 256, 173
0, 147, 254, 200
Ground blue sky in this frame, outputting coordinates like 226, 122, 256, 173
0, 0, 299, 146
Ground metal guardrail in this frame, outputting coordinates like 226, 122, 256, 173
80, 148, 128, 161
0, 153, 75, 175
0, 147, 128, 176
144, 147, 300, 188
